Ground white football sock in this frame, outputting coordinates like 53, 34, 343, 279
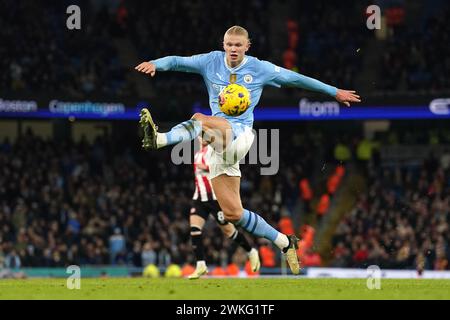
274, 233, 289, 251
156, 133, 167, 149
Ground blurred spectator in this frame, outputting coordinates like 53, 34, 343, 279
109, 228, 126, 264
141, 242, 157, 267
259, 240, 276, 268
302, 248, 322, 267
5, 249, 21, 269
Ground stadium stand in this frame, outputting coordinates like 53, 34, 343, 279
0, 124, 324, 269
0, 1, 134, 97
330, 126, 450, 270
1, 1, 449, 274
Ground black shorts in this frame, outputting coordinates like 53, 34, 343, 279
190, 200, 228, 225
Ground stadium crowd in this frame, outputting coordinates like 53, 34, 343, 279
0, 0, 133, 97
124, 0, 271, 96
330, 130, 450, 270
377, 3, 450, 92
1, 124, 449, 271
0, 125, 321, 269
289, 1, 369, 90
2, 0, 448, 99
1, 0, 449, 273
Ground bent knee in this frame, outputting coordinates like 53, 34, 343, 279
222, 207, 244, 222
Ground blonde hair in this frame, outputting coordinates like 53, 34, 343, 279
224, 25, 251, 44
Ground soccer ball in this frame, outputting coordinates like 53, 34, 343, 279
219, 83, 251, 116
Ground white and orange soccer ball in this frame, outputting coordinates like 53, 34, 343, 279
218, 83, 251, 116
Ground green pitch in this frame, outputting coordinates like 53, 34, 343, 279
0, 278, 449, 300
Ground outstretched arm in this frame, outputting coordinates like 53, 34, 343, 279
135, 53, 212, 77
264, 62, 361, 106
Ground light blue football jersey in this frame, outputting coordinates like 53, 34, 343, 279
152, 51, 337, 134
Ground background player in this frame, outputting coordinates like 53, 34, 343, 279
135, 25, 361, 274
188, 136, 259, 279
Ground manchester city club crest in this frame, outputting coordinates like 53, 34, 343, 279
244, 74, 253, 83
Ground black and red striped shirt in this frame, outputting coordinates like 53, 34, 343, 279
192, 146, 216, 202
